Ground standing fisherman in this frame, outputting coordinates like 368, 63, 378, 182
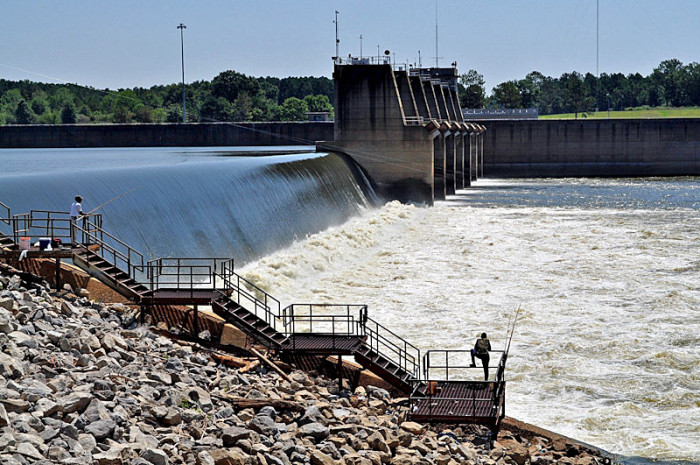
470, 332, 492, 381
69, 195, 85, 245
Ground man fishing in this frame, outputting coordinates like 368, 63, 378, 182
69, 195, 85, 245
470, 332, 492, 381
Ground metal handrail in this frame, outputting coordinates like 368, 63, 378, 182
281, 304, 366, 334
422, 349, 507, 382
0, 202, 10, 226
364, 315, 421, 379
282, 304, 421, 381
404, 116, 425, 126
281, 304, 367, 352
75, 220, 144, 279
216, 261, 281, 330
146, 257, 232, 292
30, 210, 103, 232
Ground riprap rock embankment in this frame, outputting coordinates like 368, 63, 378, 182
0, 270, 610, 465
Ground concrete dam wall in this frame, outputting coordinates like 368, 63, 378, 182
483, 119, 700, 177
0, 122, 334, 148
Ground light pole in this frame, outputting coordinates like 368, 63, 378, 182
177, 23, 187, 123
359, 34, 363, 60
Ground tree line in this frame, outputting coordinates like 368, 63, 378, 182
459, 58, 700, 116
4, 57, 699, 124
0, 71, 333, 125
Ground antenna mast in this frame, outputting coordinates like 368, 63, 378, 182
334, 10, 340, 60
435, 0, 439, 67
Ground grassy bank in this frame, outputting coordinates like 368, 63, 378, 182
540, 106, 700, 119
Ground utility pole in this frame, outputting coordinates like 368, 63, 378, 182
334, 11, 339, 61
177, 23, 187, 123
360, 34, 363, 60
596, 0, 600, 112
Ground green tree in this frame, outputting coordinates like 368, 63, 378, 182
233, 92, 254, 121
278, 97, 308, 121
458, 70, 486, 108
303, 94, 334, 117
562, 72, 595, 117
199, 95, 233, 122
652, 59, 689, 106
15, 100, 34, 124
211, 70, 260, 103
492, 81, 522, 109
134, 106, 155, 123
60, 103, 77, 124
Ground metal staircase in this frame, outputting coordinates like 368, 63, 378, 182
0, 201, 507, 427
70, 219, 149, 300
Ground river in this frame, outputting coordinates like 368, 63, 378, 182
1, 148, 697, 463
242, 178, 700, 463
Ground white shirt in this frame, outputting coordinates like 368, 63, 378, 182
70, 201, 82, 218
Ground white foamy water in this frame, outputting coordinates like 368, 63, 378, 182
242, 178, 699, 462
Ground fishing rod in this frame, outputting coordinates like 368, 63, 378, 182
85, 187, 140, 216
505, 304, 522, 356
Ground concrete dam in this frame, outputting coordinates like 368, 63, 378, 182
319, 62, 485, 205
481, 119, 700, 178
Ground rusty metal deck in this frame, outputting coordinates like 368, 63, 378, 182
410, 381, 501, 424
280, 334, 365, 355
145, 288, 220, 305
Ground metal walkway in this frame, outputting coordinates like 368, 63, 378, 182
0, 202, 509, 429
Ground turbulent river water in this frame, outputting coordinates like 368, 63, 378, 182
1, 148, 697, 463
242, 178, 700, 464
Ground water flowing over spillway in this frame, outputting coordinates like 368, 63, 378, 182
1, 149, 698, 463
0, 147, 373, 264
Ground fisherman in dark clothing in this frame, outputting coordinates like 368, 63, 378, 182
470, 332, 491, 380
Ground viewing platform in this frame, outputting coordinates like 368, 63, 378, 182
0, 202, 510, 431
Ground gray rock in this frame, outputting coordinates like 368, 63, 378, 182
0, 352, 24, 378
249, 415, 280, 437
140, 448, 168, 465
0, 297, 18, 313
0, 398, 30, 413
259, 406, 277, 417
186, 386, 213, 412
297, 422, 330, 442
35, 398, 60, 416
47, 446, 71, 462
160, 408, 181, 426
196, 450, 216, 465
85, 418, 116, 441
16, 442, 44, 460
163, 357, 184, 372
0, 404, 10, 427
299, 405, 325, 426
221, 426, 252, 446
146, 371, 172, 386
39, 427, 59, 442
58, 391, 93, 414
60, 422, 79, 440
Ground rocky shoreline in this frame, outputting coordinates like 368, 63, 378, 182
0, 267, 614, 465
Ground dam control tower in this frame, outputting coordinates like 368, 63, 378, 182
318, 57, 485, 205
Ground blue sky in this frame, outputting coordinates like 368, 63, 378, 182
1, 1, 698, 93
